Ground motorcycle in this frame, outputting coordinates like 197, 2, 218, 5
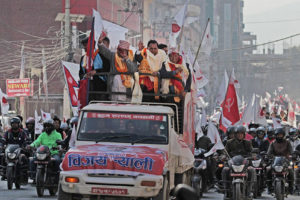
251, 150, 267, 198
34, 145, 61, 197
191, 148, 207, 197
271, 156, 290, 200
5, 144, 29, 189
228, 155, 252, 200
0, 139, 6, 179
292, 148, 300, 194
215, 153, 226, 193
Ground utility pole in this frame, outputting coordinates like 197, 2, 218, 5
42, 48, 49, 111
19, 42, 25, 121
65, 0, 72, 61
63, 0, 72, 119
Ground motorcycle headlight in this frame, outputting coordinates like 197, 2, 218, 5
199, 160, 207, 170
252, 159, 261, 168
7, 152, 16, 159
274, 166, 283, 172
232, 165, 245, 173
36, 153, 47, 160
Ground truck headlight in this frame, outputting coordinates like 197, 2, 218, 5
232, 165, 244, 173
7, 152, 16, 159
36, 153, 47, 160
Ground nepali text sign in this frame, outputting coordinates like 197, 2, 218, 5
6, 78, 31, 97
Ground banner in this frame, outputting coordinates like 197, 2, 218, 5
62, 144, 167, 176
62, 61, 80, 116
6, 78, 31, 97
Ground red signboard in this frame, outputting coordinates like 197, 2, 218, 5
6, 78, 31, 97
85, 112, 166, 121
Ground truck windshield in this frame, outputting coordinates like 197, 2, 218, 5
78, 112, 168, 144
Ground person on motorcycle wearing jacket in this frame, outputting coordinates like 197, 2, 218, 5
222, 126, 235, 146
267, 127, 294, 194
196, 125, 212, 151
28, 119, 62, 180
222, 125, 255, 198
61, 116, 78, 149
288, 128, 300, 151
252, 126, 269, 152
3, 117, 28, 147
24, 117, 35, 141
2, 117, 29, 180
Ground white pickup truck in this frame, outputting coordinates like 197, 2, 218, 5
58, 97, 195, 200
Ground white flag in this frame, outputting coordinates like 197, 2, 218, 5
231, 68, 240, 88
69, 125, 77, 148
216, 70, 229, 105
169, 0, 189, 48
0, 89, 9, 115
93, 9, 104, 48
272, 117, 282, 129
186, 49, 209, 89
288, 102, 296, 127
204, 121, 224, 157
238, 94, 256, 126
201, 108, 207, 127
41, 109, 51, 121
200, 20, 213, 56
34, 110, 43, 135
253, 95, 268, 126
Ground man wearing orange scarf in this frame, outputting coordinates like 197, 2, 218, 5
98, 33, 137, 101
159, 49, 190, 103
135, 40, 167, 102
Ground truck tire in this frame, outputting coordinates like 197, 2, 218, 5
153, 177, 170, 200
58, 184, 73, 200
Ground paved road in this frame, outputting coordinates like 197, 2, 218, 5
201, 188, 300, 200
0, 179, 57, 200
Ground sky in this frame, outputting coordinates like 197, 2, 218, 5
243, 0, 300, 53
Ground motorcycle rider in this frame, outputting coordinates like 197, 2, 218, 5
222, 125, 255, 198
2, 117, 29, 180
287, 128, 300, 151
252, 126, 268, 152
245, 127, 256, 141
28, 119, 62, 180
222, 126, 235, 146
266, 127, 294, 194
24, 117, 35, 141
61, 116, 78, 149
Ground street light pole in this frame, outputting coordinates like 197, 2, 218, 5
65, 0, 72, 61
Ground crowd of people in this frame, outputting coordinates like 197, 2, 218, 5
196, 122, 300, 198
0, 115, 78, 182
79, 32, 191, 104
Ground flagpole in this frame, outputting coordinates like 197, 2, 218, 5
177, 0, 189, 52
192, 18, 210, 69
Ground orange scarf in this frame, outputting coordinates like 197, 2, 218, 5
114, 51, 133, 88
168, 57, 185, 103
138, 48, 159, 99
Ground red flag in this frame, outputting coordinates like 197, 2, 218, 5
78, 17, 94, 110
221, 73, 240, 127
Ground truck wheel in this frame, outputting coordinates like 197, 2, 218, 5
58, 184, 73, 200
36, 168, 45, 197
153, 177, 170, 200
6, 166, 13, 190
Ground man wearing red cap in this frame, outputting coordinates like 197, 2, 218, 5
97, 33, 137, 101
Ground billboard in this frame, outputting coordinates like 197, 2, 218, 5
6, 78, 31, 97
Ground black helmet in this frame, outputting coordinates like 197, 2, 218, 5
249, 128, 256, 133
70, 116, 78, 127
267, 126, 274, 135
226, 126, 236, 136
25, 117, 35, 125
10, 117, 21, 125
289, 128, 297, 136
256, 126, 265, 135
236, 125, 246, 134
274, 128, 285, 136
